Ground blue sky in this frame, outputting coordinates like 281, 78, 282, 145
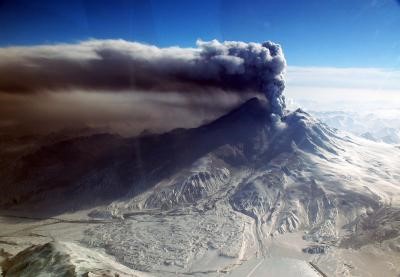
0, 0, 399, 68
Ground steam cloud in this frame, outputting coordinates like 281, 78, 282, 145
0, 39, 286, 115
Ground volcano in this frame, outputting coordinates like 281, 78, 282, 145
1, 98, 400, 276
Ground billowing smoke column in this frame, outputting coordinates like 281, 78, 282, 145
197, 40, 287, 116
0, 39, 287, 116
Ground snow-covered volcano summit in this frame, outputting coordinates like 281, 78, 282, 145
1, 98, 400, 276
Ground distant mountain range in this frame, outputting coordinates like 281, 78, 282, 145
308, 110, 400, 145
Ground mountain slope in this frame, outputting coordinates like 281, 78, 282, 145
1, 241, 149, 277
83, 99, 400, 276
1, 98, 400, 276
0, 98, 273, 214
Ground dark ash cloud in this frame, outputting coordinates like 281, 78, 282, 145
0, 39, 286, 115
0, 91, 251, 136
0, 39, 287, 136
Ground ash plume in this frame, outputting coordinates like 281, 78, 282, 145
0, 39, 287, 135
0, 39, 286, 112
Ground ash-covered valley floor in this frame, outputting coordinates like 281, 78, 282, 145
1, 99, 400, 277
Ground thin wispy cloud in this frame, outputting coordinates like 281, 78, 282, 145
286, 66, 400, 110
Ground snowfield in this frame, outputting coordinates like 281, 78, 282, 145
1, 98, 400, 276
